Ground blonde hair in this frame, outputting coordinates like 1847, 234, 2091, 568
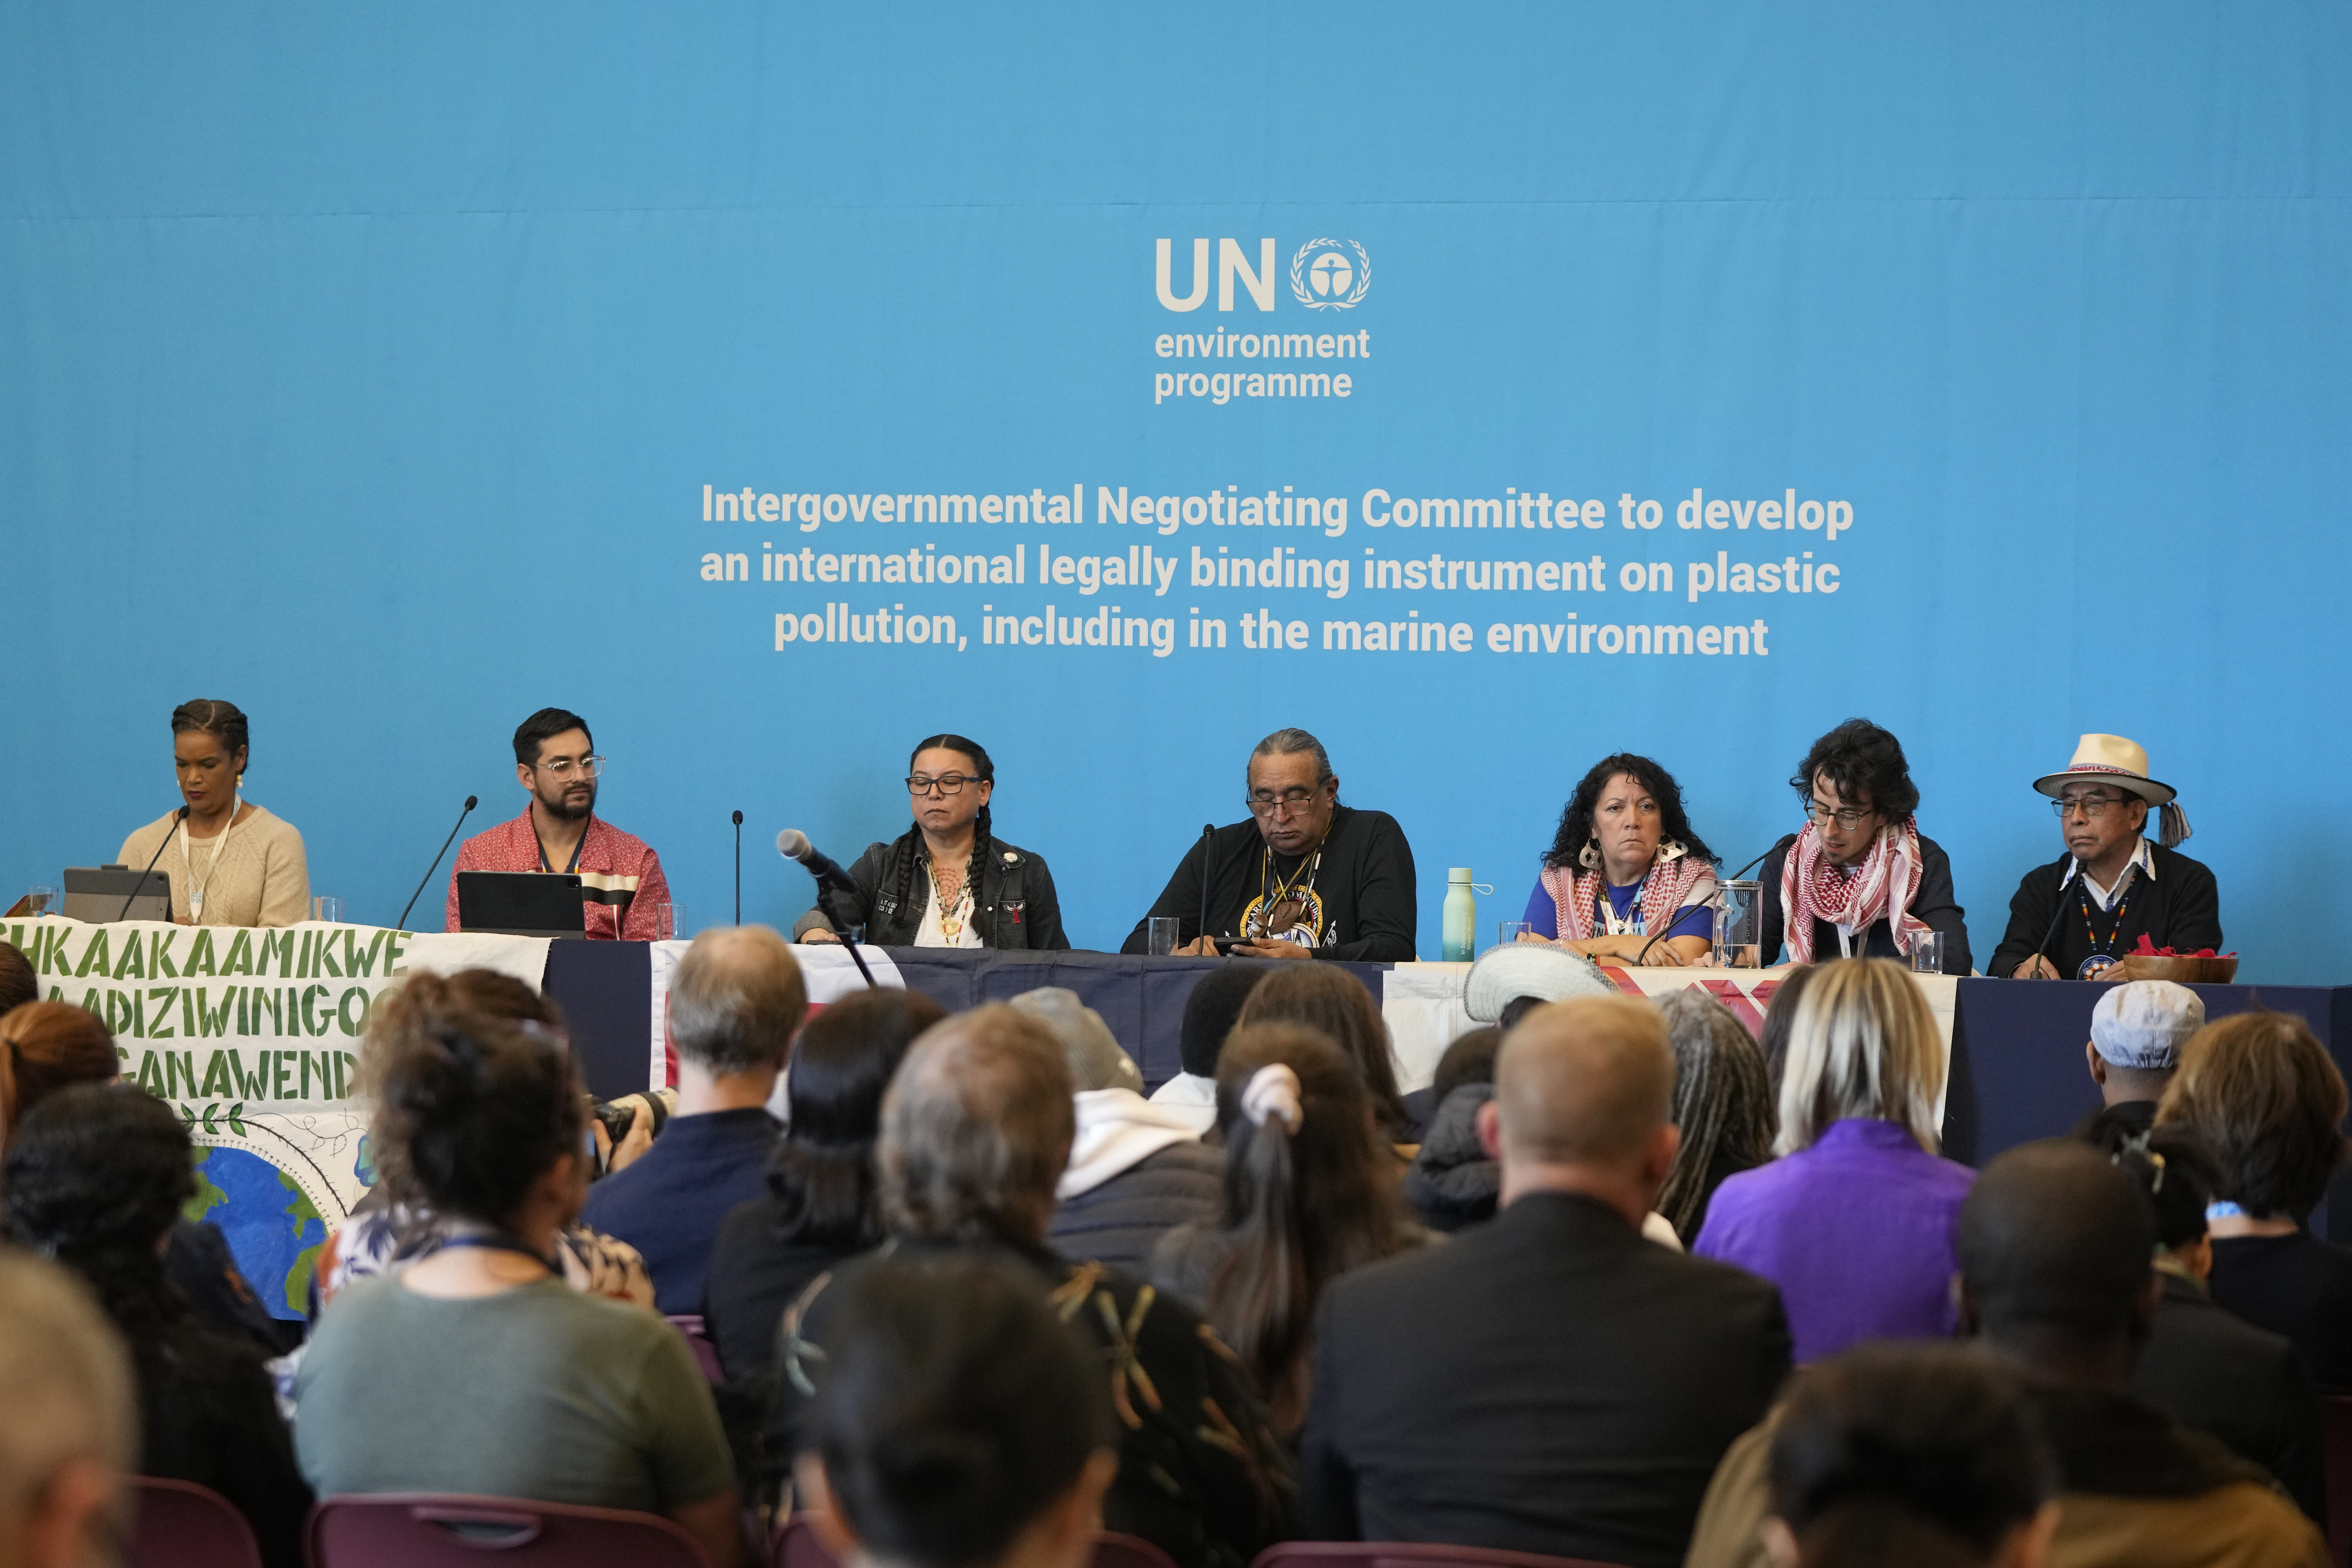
0, 1253, 134, 1531
1776, 958, 1943, 1155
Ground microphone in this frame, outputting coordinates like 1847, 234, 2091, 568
777, 829, 878, 988
2030, 859, 2085, 976
732, 811, 744, 926
1198, 822, 1218, 949
119, 807, 188, 922
395, 796, 478, 932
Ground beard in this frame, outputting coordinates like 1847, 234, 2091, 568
537, 780, 596, 822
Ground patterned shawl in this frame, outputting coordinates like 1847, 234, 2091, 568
1781, 819, 1929, 964
1539, 850, 1717, 944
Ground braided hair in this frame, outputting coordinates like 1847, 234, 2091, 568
889, 735, 996, 937
1656, 989, 1776, 1241
171, 699, 250, 767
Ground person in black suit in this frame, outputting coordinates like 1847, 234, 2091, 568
1300, 994, 1792, 1568
1754, 720, 1971, 972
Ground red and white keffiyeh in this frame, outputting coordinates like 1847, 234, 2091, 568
1781, 819, 1930, 964
1540, 851, 1717, 944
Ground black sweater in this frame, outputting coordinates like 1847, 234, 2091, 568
1757, 832, 1972, 974
1120, 805, 1419, 961
1987, 843, 2222, 979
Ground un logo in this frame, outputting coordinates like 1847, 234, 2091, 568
1289, 239, 1372, 310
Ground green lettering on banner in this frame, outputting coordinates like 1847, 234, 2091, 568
153, 929, 180, 978
200, 1050, 235, 1098
180, 987, 197, 1038
257, 930, 296, 977
195, 987, 235, 1038
337, 1051, 356, 1098
336, 987, 370, 1036
387, 930, 410, 975
103, 991, 134, 1037
299, 1053, 313, 1098
183, 929, 218, 977
222, 929, 254, 976
272, 1052, 293, 1099
38, 926, 71, 975
254, 988, 282, 1034
301, 984, 330, 1036
135, 1051, 165, 1093
112, 934, 147, 980
147, 986, 177, 1038
316, 933, 344, 979
343, 929, 388, 978
74, 930, 110, 978
133, 989, 144, 1035
233, 1055, 269, 1100
168, 1051, 197, 1097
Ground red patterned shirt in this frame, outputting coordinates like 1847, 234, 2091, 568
444, 808, 670, 941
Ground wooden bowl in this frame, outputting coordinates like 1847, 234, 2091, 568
2115, 953, 2239, 984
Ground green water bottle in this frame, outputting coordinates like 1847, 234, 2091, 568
1442, 868, 1477, 961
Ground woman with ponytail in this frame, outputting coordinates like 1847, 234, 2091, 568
294, 973, 744, 1566
1148, 1022, 1431, 1433
792, 735, 1067, 950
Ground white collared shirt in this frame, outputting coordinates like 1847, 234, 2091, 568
2076, 839, 2156, 911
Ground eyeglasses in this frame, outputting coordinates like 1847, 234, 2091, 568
2054, 794, 2133, 819
1804, 802, 1877, 829
1247, 787, 1324, 816
908, 774, 981, 796
536, 756, 605, 779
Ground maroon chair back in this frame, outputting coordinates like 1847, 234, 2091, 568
308, 1494, 709, 1568
2321, 1396, 2352, 1567
1250, 1542, 1634, 1568
128, 1477, 262, 1568
771, 1518, 1180, 1568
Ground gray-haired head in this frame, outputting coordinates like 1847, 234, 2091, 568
1008, 987, 1141, 1094
1249, 728, 1333, 785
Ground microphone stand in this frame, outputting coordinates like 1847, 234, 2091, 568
396, 796, 478, 931
732, 811, 743, 926
1197, 822, 1219, 952
119, 807, 187, 922
818, 889, 880, 988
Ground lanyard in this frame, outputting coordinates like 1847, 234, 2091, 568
179, 798, 243, 922
1595, 871, 1653, 937
535, 817, 588, 874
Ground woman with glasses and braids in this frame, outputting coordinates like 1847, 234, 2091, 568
115, 698, 311, 926
793, 735, 1066, 950
1520, 753, 1720, 968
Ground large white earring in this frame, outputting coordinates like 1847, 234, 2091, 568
1655, 838, 1686, 863
1578, 841, 1602, 870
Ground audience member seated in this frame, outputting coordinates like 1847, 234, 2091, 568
1020, 988, 1222, 1272
295, 975, 742, 1567
1234, 963, 1411, 1141
1762, 1344, 2058, 1568
1754, 960, 1823, 1098
774, 1005, 1291, 1568
1461, 940, 1616, 1031
1689, 1141, 2328, 1568
1696, 958, 1973, 1361
0, 940, 34, 1016
793, 1255, 1116, 1568
0, 998, 291, 1353
1403, 1026, 1504, 1231
317, 969, 655, 1313
2082, 981, 2203, 1135
704, 987, 945, 1387
2156, 1010, 2352, 1391
583, 925, 807, 1314
1301, 994, 1792, 1568
1657, 990, 1776, 1244
0, 1252, 134, 1568
2080, 1112, 2324, 1523
1149, 1022, 1430, 1433
3, 1084, 311, 1568
1148, 961, 1272, 1136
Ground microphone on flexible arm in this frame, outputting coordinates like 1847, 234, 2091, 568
2029, 859, 2086, 976
1197, 822, 1219, 953
732, 811, 743, 926
777, 829, 878, 988
395, 796, 478, 931
118, 807, 189, 923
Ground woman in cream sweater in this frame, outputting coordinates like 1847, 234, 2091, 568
116, 700, 311, 927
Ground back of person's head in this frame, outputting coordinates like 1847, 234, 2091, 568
2076, 1112, 2218, 1255
0, 1002, 117, 1150
772, 987, 948, 1250
2090, 981, 2203, 1078
1208, 1022, 1408, 1406
1235, 964, 1407, 1137
0, 1253, 135, 1568
1430, 1026, 1504, 1107
1495, 995, 1675, 1169
1757, 961, 1822, 1101
803, 1253, 1113, 1568
362, 972, 585, 1228
0, 943, 35, 1019
1008, 988, 1140, 1094
1179, 961, 1270, 1079
1656, 989, 1776, 1239
667, 925, 808, 1076
1768, 1343, 2057, 1568
1959, 1141, 2156, 1366
436, 967, 566, 1030
881, 1006, 1075, 1246
3, 1084, 194, 1348
2156, 1011, 2349, 1222
1777, 958, 1942, 1156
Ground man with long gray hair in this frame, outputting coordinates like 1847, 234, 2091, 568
1121, 727, 1418, 960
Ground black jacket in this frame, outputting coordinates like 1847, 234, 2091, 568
1301, 1191, 1791, 1568
1757, 831, 1971, 974
790, 834, 1066, 949
138, 1323, 315, 1568
1048, 1141, 1225, 1274
1987, 843, 2223, 979
2133, 1269, 2326, 1525
1121, 805, 1418, 961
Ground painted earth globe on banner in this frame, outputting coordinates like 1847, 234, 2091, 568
1309, 249, 1353, 299
184, 1147, 329, 1320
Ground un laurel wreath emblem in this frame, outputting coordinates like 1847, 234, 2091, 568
1289, 239, 1372, 310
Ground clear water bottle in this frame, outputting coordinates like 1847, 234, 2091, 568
1442, 868, 1478, 961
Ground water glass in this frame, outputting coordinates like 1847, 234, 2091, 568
26, 885, 58, 916
656, 904, 685, 941
1496, 921, 1533, 950
1907, 929, 1945, 975
312, 896, 344, 924
1147, 916, 1182, 957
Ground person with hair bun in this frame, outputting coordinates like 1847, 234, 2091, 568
116, 699, 311, 926
794, 735, 1066, 948
295, 976, 742, 1567
1149, 1021, 1431, 1432
1234, 962, 1412, 1143
796, 1254, 1117, 1568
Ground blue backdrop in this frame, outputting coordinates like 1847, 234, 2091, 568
6, 4, 2348, 978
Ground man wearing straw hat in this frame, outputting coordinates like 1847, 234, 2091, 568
1990, 734, 2222, 980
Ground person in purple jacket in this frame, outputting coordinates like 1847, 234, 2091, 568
1693, 956, 1972, 1363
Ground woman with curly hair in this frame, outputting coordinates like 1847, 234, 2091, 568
1522, 753, 1719, 967
792, 735, 1066, 949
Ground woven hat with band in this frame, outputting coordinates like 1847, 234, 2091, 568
2033, 734, 2190, 848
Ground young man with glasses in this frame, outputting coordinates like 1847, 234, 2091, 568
443, 707, 672, 940
1989, 735, 2220, 980
1120, 727, 1418, 961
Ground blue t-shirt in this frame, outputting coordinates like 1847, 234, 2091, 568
579, 1106, 781, 1315
1521, 877, 1714, 943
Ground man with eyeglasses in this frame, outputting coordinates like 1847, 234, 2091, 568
443, 707, 672, 940
1119, 726, 1417, 961
1990, 735, 2220, 980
